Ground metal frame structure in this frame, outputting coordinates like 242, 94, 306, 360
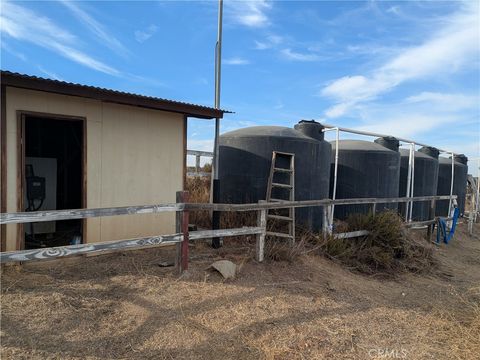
320, 123, 460, 225
186, 150, 213, 177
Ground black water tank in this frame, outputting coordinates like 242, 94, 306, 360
436, 155, 468, 216
398, 146, 439, 221
330, 139, 400, 220
218, 120, 332, 231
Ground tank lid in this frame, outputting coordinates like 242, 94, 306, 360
419, 146, 439, 159
331, 139, 399, 153
294, 120, 324, 141
374, 136, 399, 152
453, 154, 468, 165
220, 126, 318, 142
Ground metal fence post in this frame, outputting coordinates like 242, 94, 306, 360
175, 191, 189, 273
427, 198, 436, 241
195, 155, 201, 174
256, 200, 266, 262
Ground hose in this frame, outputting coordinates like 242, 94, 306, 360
436, 207, 460, 244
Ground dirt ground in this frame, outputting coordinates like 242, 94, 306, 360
1, 222, 479, 360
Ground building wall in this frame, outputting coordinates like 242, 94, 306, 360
3, 87, 184, 251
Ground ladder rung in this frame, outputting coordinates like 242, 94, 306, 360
266, 231, 294, 239
272, 182, 293, 189
267, 214, 293, 221
273, 167, 293, 173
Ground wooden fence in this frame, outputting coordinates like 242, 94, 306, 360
0, 194, 457, 271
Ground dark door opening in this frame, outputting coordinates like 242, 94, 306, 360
23, 115, 84, 249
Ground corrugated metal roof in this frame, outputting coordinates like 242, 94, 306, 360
1, 70, 230, 119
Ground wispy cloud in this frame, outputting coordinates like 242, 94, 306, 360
405, 92, 479, 111
320, 1, 479, 118
227, 0, 272, 28
0, 1, 120, 76
59, 0, 129, 57
254, 34, 283, 50
337, 90, 479, 140
134, 24, 158, 43
224, 57, 250, 65
37, 66, 64, 81
281, 48, 321, 62
1, 41, 27, 61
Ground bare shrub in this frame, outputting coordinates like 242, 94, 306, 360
315, 211, 436, 275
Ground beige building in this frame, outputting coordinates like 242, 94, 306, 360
0, 71, 225, 252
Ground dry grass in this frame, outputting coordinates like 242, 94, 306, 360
185, 176, 211, 228
313, 211, 437, 276
3, 176, 477, 359
185, 175, 258, 230
1, 223, 479, 359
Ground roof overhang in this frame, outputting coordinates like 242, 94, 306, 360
1, 71, 230, 119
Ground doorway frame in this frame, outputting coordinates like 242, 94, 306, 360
16, 110, 87, 250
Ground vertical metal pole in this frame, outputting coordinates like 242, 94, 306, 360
427, 198, 436, 241
448, 153, 455, 217
476, 158, 480, 222
195, 155, 201, 175
405, 143, 413, 221
409, 143, 416, 222
330, 128, 339, 226
212, 0, 223, 181
211, 0, 223, 247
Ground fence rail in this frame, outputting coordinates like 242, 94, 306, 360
0, 195, 455, 225
0, 194, 457, 269
0, 227, 263, 264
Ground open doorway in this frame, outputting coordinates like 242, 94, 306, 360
20, 113, 85, 249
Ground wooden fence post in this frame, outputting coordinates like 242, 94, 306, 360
256, 200, 266, 262
322, 206, 329, 237
175, 191, 189, 273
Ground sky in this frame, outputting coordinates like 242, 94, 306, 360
1, 0, 479, 174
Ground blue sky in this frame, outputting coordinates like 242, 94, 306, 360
1, 0, 479, 174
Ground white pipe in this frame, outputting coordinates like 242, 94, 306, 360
448, 152, 455, 216
322, 127, 340, 228
405, 143, 413, 220
330, 127, 340, 225
476, 158, 479, 221
319, 123, 460, 156
409, 143, 415, 222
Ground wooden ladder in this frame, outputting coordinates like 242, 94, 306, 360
265, 151, 295, 243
